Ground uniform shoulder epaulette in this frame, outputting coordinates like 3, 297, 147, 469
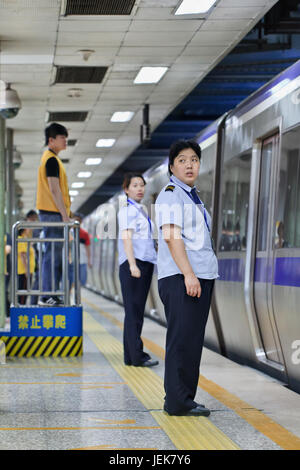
165, 184, 175, 192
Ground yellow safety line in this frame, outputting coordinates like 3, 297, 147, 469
84, 311, 239, 450
83, 296, 300, 450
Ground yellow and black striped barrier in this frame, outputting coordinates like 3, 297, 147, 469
0, 335, 82, 358
1, 306, 83, 357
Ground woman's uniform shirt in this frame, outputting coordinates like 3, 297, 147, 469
118, 198, 157, 266
155, 175, 219, 280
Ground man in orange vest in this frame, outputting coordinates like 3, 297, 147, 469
36, 123, 71, 306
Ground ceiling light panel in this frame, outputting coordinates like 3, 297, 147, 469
85, 158, 102, 165
134, 67, 168, 84
110, 111, 134, 122
72, 182, 85, 188
96, 139, 116, 148
77, 171, 92, 178
175, 0, 218, 15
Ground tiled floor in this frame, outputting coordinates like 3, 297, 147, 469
0, 288, 299, 450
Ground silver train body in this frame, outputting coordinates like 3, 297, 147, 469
83, 60, 300, 392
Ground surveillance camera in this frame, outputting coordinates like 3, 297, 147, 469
13, 148, 22, 169
0, 83, 22, 119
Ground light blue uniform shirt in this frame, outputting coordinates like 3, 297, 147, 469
155, 175, 219, 280
118, 198, 157, 266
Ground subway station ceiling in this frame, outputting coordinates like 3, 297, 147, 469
0, 0, 287, 215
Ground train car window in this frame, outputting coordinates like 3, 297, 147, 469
275, 128, 300, 248
197, 145, 215, 214
197, 170, 213, 213
219, 152, 251, 252
257, 141, 273, 252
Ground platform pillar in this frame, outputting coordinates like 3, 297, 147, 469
0, 117, 6, 328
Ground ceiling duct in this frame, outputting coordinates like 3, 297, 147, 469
67, 139, 77, 146
48, 111, 88, 122
64, 0, 135, 16
54, 66, 108, 84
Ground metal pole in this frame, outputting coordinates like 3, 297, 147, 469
11, 222, 19, 307
63, 225, 69, 306
74, 222, 80, 306
0, 117, 6, 327
6, 128, 14, 233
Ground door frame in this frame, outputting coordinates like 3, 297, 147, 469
244, 116, 287, 373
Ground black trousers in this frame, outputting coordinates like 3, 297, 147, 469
158, 274, 214, 415
119, 259, 154, 366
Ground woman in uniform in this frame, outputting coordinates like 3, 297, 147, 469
118, 172, 158, 368
155, 140, 218, 416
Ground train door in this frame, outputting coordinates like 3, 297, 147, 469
253, 134, 285, 366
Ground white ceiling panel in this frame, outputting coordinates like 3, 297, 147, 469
209, 6, 267, 19
0, 0, 279, 213
190, 30, 239, 46
123, 31, 194, 47
129, 19, 203, 32
58, 19, 132, 32
200, 19, 252, 31
57, 32, 126, 47
118, 46, 181, 57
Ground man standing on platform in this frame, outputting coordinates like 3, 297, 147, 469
36, 123, 71, 306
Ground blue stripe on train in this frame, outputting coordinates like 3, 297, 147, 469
218, 257, 300, 287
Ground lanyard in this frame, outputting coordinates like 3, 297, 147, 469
170, 178, 211, 233
127, 198, 152, 233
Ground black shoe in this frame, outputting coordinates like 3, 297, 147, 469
164, 404, 210, 417
53, 296, 64, 306
140, 359, 159, 368
38, 297, 63, 307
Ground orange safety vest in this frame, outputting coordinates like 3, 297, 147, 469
36, 149, 71, 216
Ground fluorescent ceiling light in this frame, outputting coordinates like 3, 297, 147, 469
69, 190, 79, 196
110, 111, 134, 122
96, 138, 116, 148
72, 182, 85, 188
134, 67, 168, 84
77, 171, 92, 178
175, 0, 217, 15
85, 157, 102, 165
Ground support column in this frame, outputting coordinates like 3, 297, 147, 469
6, 128, 14, 233
0, 117, 6, 328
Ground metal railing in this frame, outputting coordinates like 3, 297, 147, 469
11, 220, 81, 307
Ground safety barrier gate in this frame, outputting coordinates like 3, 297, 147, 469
0, 220, 83, 357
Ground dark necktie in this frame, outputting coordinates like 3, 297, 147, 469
190, 187, 201, 205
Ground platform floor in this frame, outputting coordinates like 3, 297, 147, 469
0, 287, 300, 451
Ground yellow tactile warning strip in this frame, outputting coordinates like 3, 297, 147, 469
0, 336, 83, 357
83, 297, 300, 451
84, 311, 240, 450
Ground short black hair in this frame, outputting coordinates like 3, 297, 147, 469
168, 139, 201, 175
45, 122, 68, 146
122, 172, 146, 192
26, 209, 38, 219
74, 212, 84, 221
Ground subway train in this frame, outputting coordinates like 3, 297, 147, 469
82, 59, 300, 393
